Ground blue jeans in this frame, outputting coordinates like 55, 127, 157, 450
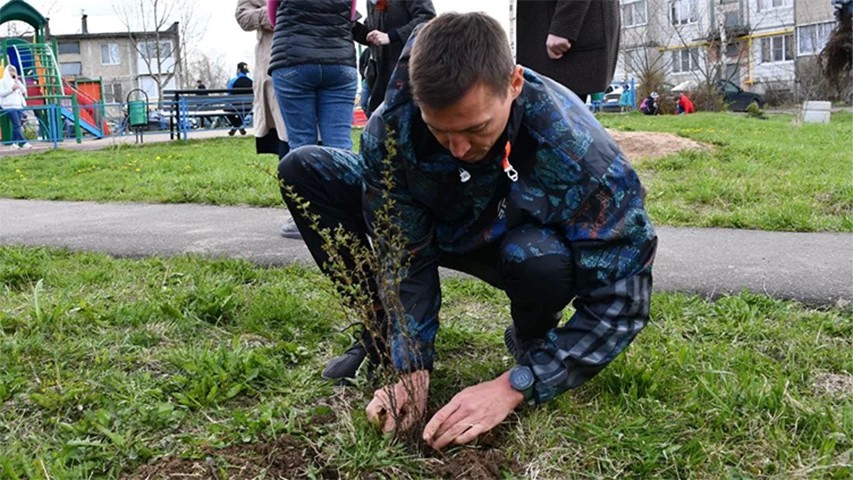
5, 109, 25, 145
272, 64, 358, 150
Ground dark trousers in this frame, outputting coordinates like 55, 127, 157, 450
278, 146, 575, 339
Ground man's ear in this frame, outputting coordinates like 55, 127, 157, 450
510, 65, 524, 100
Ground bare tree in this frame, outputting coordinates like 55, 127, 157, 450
113, 0, 196, 99
187, 52, 229, 89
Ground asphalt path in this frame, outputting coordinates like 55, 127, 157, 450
1, 199, 850, 307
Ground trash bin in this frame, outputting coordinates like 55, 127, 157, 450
128, 100, 147, 127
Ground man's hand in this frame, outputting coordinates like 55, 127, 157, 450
367, 30, 391, 46
366, 370, 430, 433
423, 371, 524, 450
546, 34, 572, 60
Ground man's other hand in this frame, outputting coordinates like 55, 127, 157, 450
367, 30, 391, 46
546, 34, 572, 60
423, 371, 524, 450
366, 370, 430, 433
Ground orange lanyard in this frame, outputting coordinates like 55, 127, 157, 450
501, 141, 518, 182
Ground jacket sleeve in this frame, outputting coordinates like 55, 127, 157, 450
266, 0, 279, 28
236, 0, 273, 32
528, 235, 656, 403
523, 136, 657, 403
360, 116, 442, 373
549, 0, 593, 41
353, 21, 370, 45
390, 0, 436, 43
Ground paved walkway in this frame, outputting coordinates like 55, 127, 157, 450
1, 199, 850, 307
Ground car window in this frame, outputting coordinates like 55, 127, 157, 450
723, 81, 739, 94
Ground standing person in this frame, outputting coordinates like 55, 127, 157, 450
267, 0, 359, 150
515, 0, 621, 102
195, 79, 210, 129
236, 0, 291, 158
278, 13, 656, 448
353, 0, 436, 115
226, 62, 254, 136
357, 47, 371, 113
236, 0, 299, 239
0, 65, 31, 150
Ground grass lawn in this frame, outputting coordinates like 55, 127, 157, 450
1, 246, 850, 479
0, 112, 851, 232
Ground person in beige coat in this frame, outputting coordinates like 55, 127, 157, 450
235, 0, 289, 158
236, 0, 300, 238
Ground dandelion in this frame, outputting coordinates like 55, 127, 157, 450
156, 156, 161, 160
135, 168, 141, 172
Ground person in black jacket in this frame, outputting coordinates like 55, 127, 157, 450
353, 0, 435, 115
268, 0, 359, 149
515, 0, 620, 102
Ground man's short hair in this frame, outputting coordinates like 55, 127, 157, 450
410, 12, 515, 110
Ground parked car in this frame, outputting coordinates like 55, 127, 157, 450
602, 82, 637, 112
717, 80, 763, 111
671, 79, 763, 112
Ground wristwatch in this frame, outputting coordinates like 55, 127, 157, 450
509, 365, 536, 405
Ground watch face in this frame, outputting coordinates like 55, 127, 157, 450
510, 365, 534, 391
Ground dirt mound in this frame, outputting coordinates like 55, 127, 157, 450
608, 129, 711, 163
125, 436, 316, 479
430, 448, 521, 480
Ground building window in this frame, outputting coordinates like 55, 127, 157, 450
59, 62, 82, 77
670, 0, 697, 25
760, 34, 794, 63
622, 0, 648, 27
57, 42, 80, 55
672, 47, 701, 73
797, 22, 834, 56
105, 83, 123, 103
139, 40, 173, 61
758, 0, 791, 10
100, 43, 120, 65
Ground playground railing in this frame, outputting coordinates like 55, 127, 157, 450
1, 103, 69, 150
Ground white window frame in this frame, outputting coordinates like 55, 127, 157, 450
138, 40, 174, 61
671, 47, 701, 73
622, 0, 648, 28
797, 22, 834, 57
758, 0, 791, 11
59, 62, 82, 77
670, 0, 698, 26
100, 43, 120, 65
760, 34, 794, 63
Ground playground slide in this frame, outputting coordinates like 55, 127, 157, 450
62, 83, 110, 137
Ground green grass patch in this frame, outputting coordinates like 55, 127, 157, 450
1, 246, 850, 478
597, 111, 853, 232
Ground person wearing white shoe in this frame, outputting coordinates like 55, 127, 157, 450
0, 65, 30, 149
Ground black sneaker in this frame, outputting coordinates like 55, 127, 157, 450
322, 322, 387, 383
239, 128, 247, 135
228, 128, 237, 136
504, 326, 546, 364
280, 217, 302, 239
321, 341, 367, 382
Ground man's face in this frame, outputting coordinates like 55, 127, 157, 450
420, 66, 524, 163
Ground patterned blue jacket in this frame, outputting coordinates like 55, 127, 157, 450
360, 34, 657, 403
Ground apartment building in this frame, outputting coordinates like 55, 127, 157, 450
615, 0, 840, 100
50, 15, 182, 103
